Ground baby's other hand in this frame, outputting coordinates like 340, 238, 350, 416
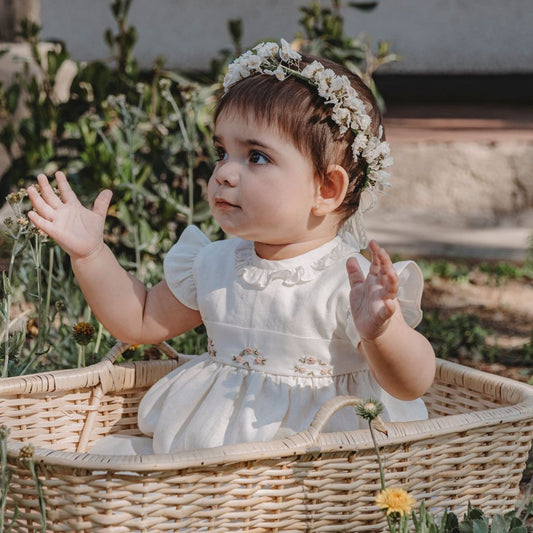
346, 240, 399, 341
27, 171, 113, 260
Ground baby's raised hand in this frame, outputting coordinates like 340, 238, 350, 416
346, 240, 399, 342
28, 172, 113, 260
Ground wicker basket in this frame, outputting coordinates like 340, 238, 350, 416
1, 342, 532, 532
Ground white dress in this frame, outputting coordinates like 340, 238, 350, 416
90, 226, 427, 455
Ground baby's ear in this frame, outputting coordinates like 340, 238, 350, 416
312, 164, 349, 216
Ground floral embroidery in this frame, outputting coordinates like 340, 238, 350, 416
233, 347, 267, 368
294, 356, 333, 376
207, 337, 217, 359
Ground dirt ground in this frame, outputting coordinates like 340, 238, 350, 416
421, 271, 533, 381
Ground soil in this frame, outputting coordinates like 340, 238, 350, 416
421, 271, 533, 381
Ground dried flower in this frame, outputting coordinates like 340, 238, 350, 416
375, 487, 416, 517
158, 78, 171, 91
26, 317, 39, 338
72, 322, 95, 346
356, 398, 384, 421
18, 443, 35, 463
0, 424, 10, 440
5, 189, 27, 204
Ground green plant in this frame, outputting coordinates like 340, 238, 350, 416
358, 400, 531, 532
0, 425, 18, 532
296, 0, 401, 109
417, 312, 492, 361
417, 259, 472, 283
18, 444, 47, 532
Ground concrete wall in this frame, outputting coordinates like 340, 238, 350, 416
40, 0, 533, 74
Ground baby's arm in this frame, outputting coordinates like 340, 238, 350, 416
346, 241, 436, 400
28, 172, 202, 344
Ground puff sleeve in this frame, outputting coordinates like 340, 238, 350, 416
163, 225, 211, 310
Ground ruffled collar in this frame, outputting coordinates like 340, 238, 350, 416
235, 236, 356, 289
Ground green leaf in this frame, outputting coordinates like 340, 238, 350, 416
5, 83, 21, 115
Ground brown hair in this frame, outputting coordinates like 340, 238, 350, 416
214, 54, 384, 222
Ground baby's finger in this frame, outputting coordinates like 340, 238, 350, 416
54, 171, 78, 203
379, 297, 396, 322
27, 209, 53, 235
367, 240, 384, 276
346, 257, 365, 288
36, 174, 62, 208
92, 189, 113, 218
27, 185, 56, 221
382, 268, 399, 299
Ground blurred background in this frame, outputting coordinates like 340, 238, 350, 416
1, 0, 532, 259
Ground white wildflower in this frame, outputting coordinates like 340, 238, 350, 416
254, 42, 279, 58
352, 131, 368, 154
266, 65, 286, 81
301, 60, 324, 79
279, 38, 301, 62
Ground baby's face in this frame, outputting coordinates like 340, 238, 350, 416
208, 111, 324, 258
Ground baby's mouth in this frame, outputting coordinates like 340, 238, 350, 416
215, 198, 238, 208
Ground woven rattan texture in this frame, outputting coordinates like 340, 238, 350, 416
1, 343, 532, 532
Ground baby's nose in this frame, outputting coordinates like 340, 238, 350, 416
214, 163, 239, 186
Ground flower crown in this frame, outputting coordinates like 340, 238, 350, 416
223, 39, 393, 195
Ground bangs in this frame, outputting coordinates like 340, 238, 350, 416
215, 74, 323, 155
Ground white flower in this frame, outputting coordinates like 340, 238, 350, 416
254, 42, 279, 58
301, 60, 324, 79
266, 65, 286, 81
332, 106, 352, 134
223, 62, 251, 90
244, 54, 263, 71
352, 131, 368, 153
279, 38, 301, 62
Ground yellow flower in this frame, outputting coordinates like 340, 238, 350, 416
375, 487, 416, 517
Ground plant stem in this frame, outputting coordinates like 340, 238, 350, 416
94, 322, 104, 355
165, 92, 195, 225
33, 235, 46, 355
0, 430, 8, 531
28, 461, 47, 532
77, 345, 86, 368
2, 230, 20, 378
369, 422, 386, 491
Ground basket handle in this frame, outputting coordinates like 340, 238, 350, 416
307, 395, 383, 441
101, 341, 181, 364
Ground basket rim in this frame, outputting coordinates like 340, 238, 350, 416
2, 354, 533, 471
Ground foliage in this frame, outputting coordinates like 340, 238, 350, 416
417, 311, 492, 361
295, 0, 401, 110
357, 399, 531, 533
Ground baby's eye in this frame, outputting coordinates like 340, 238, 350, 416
215, 146, 227, 162
249, 151, 269, 165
